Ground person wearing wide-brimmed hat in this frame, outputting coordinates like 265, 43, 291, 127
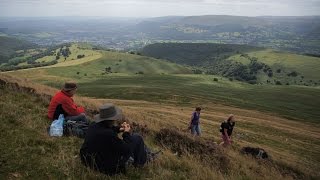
79, 103, 149, 175
47, 82, 88, 122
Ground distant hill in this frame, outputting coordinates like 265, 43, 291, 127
135, 15, 320, 54
0, 36, 37, 64
1, 16, 319, 54
141, 43, 320, 86
44, 50, 192, 77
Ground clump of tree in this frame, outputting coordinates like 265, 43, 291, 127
105, 67, 112, 73
2, 43, 73, 67
205, 55, 272, 84
287, 71, 298, 77
192, 69, 203, 74
60, 47, 71, 58
0, 60, 58, 72
77, 54, 85, 59
213, 78, 218, 82
248, 80, 257, 84
267, 70, 273, 77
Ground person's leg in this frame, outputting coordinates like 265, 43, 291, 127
221, 134, 230, 147
219, 134, 224, 146
196, 125, 201, 136
129, 134, 147, 167
65, 113, 88, 123
191, 125, 196, 135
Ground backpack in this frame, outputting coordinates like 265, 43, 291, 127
241, 147, 269, 159
63, 120, 89, 138
219, 121, 225, 133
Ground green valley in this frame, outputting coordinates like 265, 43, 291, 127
7, 43, 320, 123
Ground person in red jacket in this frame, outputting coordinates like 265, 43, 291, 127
48, 82, 88, 122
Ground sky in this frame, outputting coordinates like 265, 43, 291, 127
0, 0, 319, 17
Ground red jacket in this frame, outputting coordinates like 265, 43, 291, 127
48, 91, 85, 120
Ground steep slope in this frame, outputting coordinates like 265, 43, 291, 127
1, 75, 319, 179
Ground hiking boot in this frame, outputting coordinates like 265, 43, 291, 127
125, 156, 135, 166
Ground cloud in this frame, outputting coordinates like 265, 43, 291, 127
0, 0, 319, 17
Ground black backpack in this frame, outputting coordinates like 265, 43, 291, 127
219, 121, 225, 133
63, 120, 89, 138
241, 147, 269, 159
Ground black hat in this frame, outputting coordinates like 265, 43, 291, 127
94, 103, 123, 123
63, 82, 77, 91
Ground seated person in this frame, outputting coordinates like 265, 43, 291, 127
80, 103, 150, 175
47, 82, 88, 122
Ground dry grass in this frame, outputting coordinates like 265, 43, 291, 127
0, 73, 319, 179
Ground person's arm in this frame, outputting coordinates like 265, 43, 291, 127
110, 132, 132, 157
62, 97, 85, 116
112, 123, 133, 157
112, 126, 121, 133
190, 112, 195, 126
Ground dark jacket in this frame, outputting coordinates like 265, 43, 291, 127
221, 121, 235, 136
80, 122, 133, 175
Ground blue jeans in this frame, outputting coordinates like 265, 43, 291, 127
65, 113, 88, 123
191, 124, 201, 136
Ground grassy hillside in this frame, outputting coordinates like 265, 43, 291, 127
30, 49, 191, 77
34, 43, 101, 65
6, 46, 319, 122
0, 43, 102, 71
141, 43, 262, 66
1, 75, 319, 179
228, 49, 320, 85
8, 67, 320, 124
0, 36, 38, 64
141, 43, 320, 86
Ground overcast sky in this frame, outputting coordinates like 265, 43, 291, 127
0, 0, 319, 17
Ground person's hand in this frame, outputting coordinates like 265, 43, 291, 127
120, 122, 131, 132
119, 122, 126, 131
